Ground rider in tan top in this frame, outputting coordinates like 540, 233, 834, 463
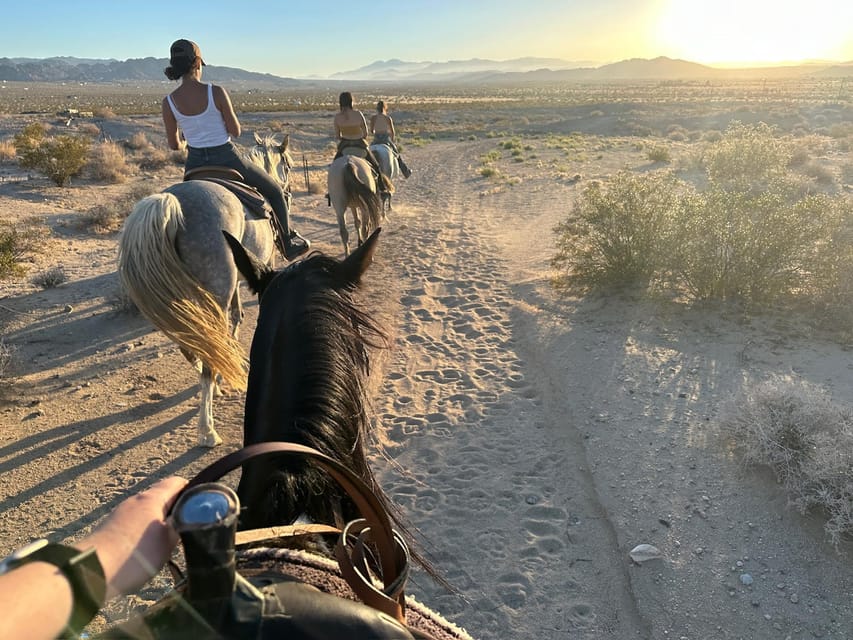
369, 100, 411, 178
333, 92, 391, 192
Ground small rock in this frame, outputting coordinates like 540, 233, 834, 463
629, 544, 663, 563
790, 594, 799, 604
63, 304, 73, 313
740, 573, 754, 585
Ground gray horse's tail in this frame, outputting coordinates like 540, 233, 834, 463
118, 193, 248, 391
343, 160, 382, 232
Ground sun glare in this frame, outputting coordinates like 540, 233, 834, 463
656, 0, 853, 65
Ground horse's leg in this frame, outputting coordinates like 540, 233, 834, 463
353, 206, 365, 247
198, 364, 222, 448
337, 207, 350, 257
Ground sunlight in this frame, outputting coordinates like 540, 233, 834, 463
656, 0, 853, 65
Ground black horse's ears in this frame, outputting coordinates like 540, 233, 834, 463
339, 228, 381, 286
222, 230, 273, 294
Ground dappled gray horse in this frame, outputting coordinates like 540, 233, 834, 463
118, 133, 290, 447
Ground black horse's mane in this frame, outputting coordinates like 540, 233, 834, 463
238, 253, 392, 529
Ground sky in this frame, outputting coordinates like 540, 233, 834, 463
3, 0, 852, 77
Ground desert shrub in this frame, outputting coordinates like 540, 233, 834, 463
77, 122, 102, 137
136, 146, 172, 171
0, 339, 16, 379
109, 285, 139, 314
668, 186, 847, 301
827, 122, 853, 139
14, 123, 91, 186
787, 145, 811, 167
32, 265, 67, 288
0, 138, 16, 161
703, 121, 791, 191
0, 221, 46, 279
93, 106, 116, 119
798, 161, 836, 186
479, 166, 500, 178
125, 132, 152, 151
88, 140, 130, 183
551, 171, 683, 288
80, 182, 153, 233
646, 145, 671, 163
723, 378, 853, 547
552, 122, 852, 304
841, 162, 853, 184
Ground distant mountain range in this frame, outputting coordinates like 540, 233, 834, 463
1, 55, 850, 86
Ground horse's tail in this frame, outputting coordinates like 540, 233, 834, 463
118, 193, 248, 391
343, 160, 383, 231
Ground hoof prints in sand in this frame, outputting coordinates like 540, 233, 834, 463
377, 186, 601, 636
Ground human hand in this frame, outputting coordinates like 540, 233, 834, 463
80, 476, 187, 599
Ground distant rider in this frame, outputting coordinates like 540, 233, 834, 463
333, 91, 392, 193
370, 100, 411, 178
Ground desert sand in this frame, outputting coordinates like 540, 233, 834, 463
1, 103, 852, 640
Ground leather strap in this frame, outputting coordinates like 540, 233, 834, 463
182, 442, 409, 622
235, 523, 341, 547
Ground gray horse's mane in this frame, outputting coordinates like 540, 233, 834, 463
242, 132, 292, 190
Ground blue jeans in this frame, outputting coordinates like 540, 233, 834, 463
185, 141, 291, 233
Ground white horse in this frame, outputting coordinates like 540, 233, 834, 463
368, 143, 399, 215
327, 155, 382, 257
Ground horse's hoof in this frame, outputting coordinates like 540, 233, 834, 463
199, 433, 223, 448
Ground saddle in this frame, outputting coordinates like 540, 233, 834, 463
184, 166, 270, 220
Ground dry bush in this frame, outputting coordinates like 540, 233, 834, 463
665, 125, 688, 141
109, 285, 139, 315
0, 339, 17, 380
303, 169, 325, 194
646, 145, 671, 163
0, 220, 46, 279
797, 160, 837, 186
723, 378, 853, 547
93, 106, 116, 119
136, 146, 173, 171
31, 265, 67, 289
125, 132, 152, 151
77, 122, 102, 137
0, 138, 16, 162
841, 162, 853, 185
80, 182, 154, 233
88, 140, 130, 183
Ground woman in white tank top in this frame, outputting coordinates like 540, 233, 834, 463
162, 39, 309, 261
